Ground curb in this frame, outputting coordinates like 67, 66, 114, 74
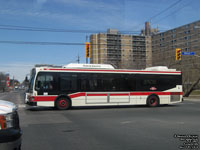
183, 97, 200, 102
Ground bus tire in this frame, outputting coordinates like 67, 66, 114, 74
55, 97, 71, 110
147, 95, 159, 107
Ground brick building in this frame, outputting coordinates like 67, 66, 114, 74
89, 20, 200, 93
90, 29, 152, 69
152, 20, 200, 87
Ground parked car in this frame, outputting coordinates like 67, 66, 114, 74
0, 100, 22, 150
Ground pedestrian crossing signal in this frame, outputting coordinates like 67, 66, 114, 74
85, 42, 91, 58
176, 48, 181, 61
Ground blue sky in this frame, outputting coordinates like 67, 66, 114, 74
0, 0, 200, 81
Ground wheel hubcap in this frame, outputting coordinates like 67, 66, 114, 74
59, 100, 67, 107
150, 98, 157, 106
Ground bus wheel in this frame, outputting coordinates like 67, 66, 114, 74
147, 95, 159, 107
56, 97, 71, 110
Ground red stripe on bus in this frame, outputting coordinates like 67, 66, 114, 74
32, 92, 183, 102
130, 92, 183, 96
33, 96, 56, 102
69, 92, 86, 99
47, 68, 181, 74
110, 93, 129, 96
170, 92, 183, 95
87, 94, 107, 96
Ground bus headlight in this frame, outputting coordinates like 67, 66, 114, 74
29, 96, 35, 102
0, 113, 14, 130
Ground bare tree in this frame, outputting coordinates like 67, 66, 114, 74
184, 58, 200, 97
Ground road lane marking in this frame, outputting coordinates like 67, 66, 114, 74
18, 104, 26, 108
120, 121, 131, 124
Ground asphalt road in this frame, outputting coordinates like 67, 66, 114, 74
0, 91, 200, 150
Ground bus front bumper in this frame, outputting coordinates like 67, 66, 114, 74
27, 101, 37, 106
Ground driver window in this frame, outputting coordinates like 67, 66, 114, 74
35, 73, 54, 91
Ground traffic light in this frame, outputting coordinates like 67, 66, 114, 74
85, 42, 91, 58
176, 48, 181, 60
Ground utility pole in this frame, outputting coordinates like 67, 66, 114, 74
86, 35, 88, 64
13, 76, 15, 90
77, 54, 80, 64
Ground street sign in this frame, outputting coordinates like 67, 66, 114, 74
181, 52, 195, 55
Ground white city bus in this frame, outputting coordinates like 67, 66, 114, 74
26, 64, 182, 110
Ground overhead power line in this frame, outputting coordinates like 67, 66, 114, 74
137, 0, 183, 29
0, 24, 141, 34
0, 41, 85, 46
149, 0, 183, 21
0, 41, 153, 48
0, 26, 101, 33
152, 0, 193, 25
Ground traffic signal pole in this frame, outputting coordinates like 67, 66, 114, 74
85, 42, 91, 64
176, 48, 181, 61
86, 57, 88, 64
86, 35, 88, 64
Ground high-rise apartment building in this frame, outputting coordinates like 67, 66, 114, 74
89, 20, 200, 93
90, 29, 151, 69
152, 20, 200, 83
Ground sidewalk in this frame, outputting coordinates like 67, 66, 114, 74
183, 95, 200, 102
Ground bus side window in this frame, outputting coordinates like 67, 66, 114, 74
143, 79, 157, 86
110, 74, 129, 91
88, 74, 98, 91
60, 73, 77, 91
79, 73, 88, 91
127, 75, 136, 91
35, 73, 55, 91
